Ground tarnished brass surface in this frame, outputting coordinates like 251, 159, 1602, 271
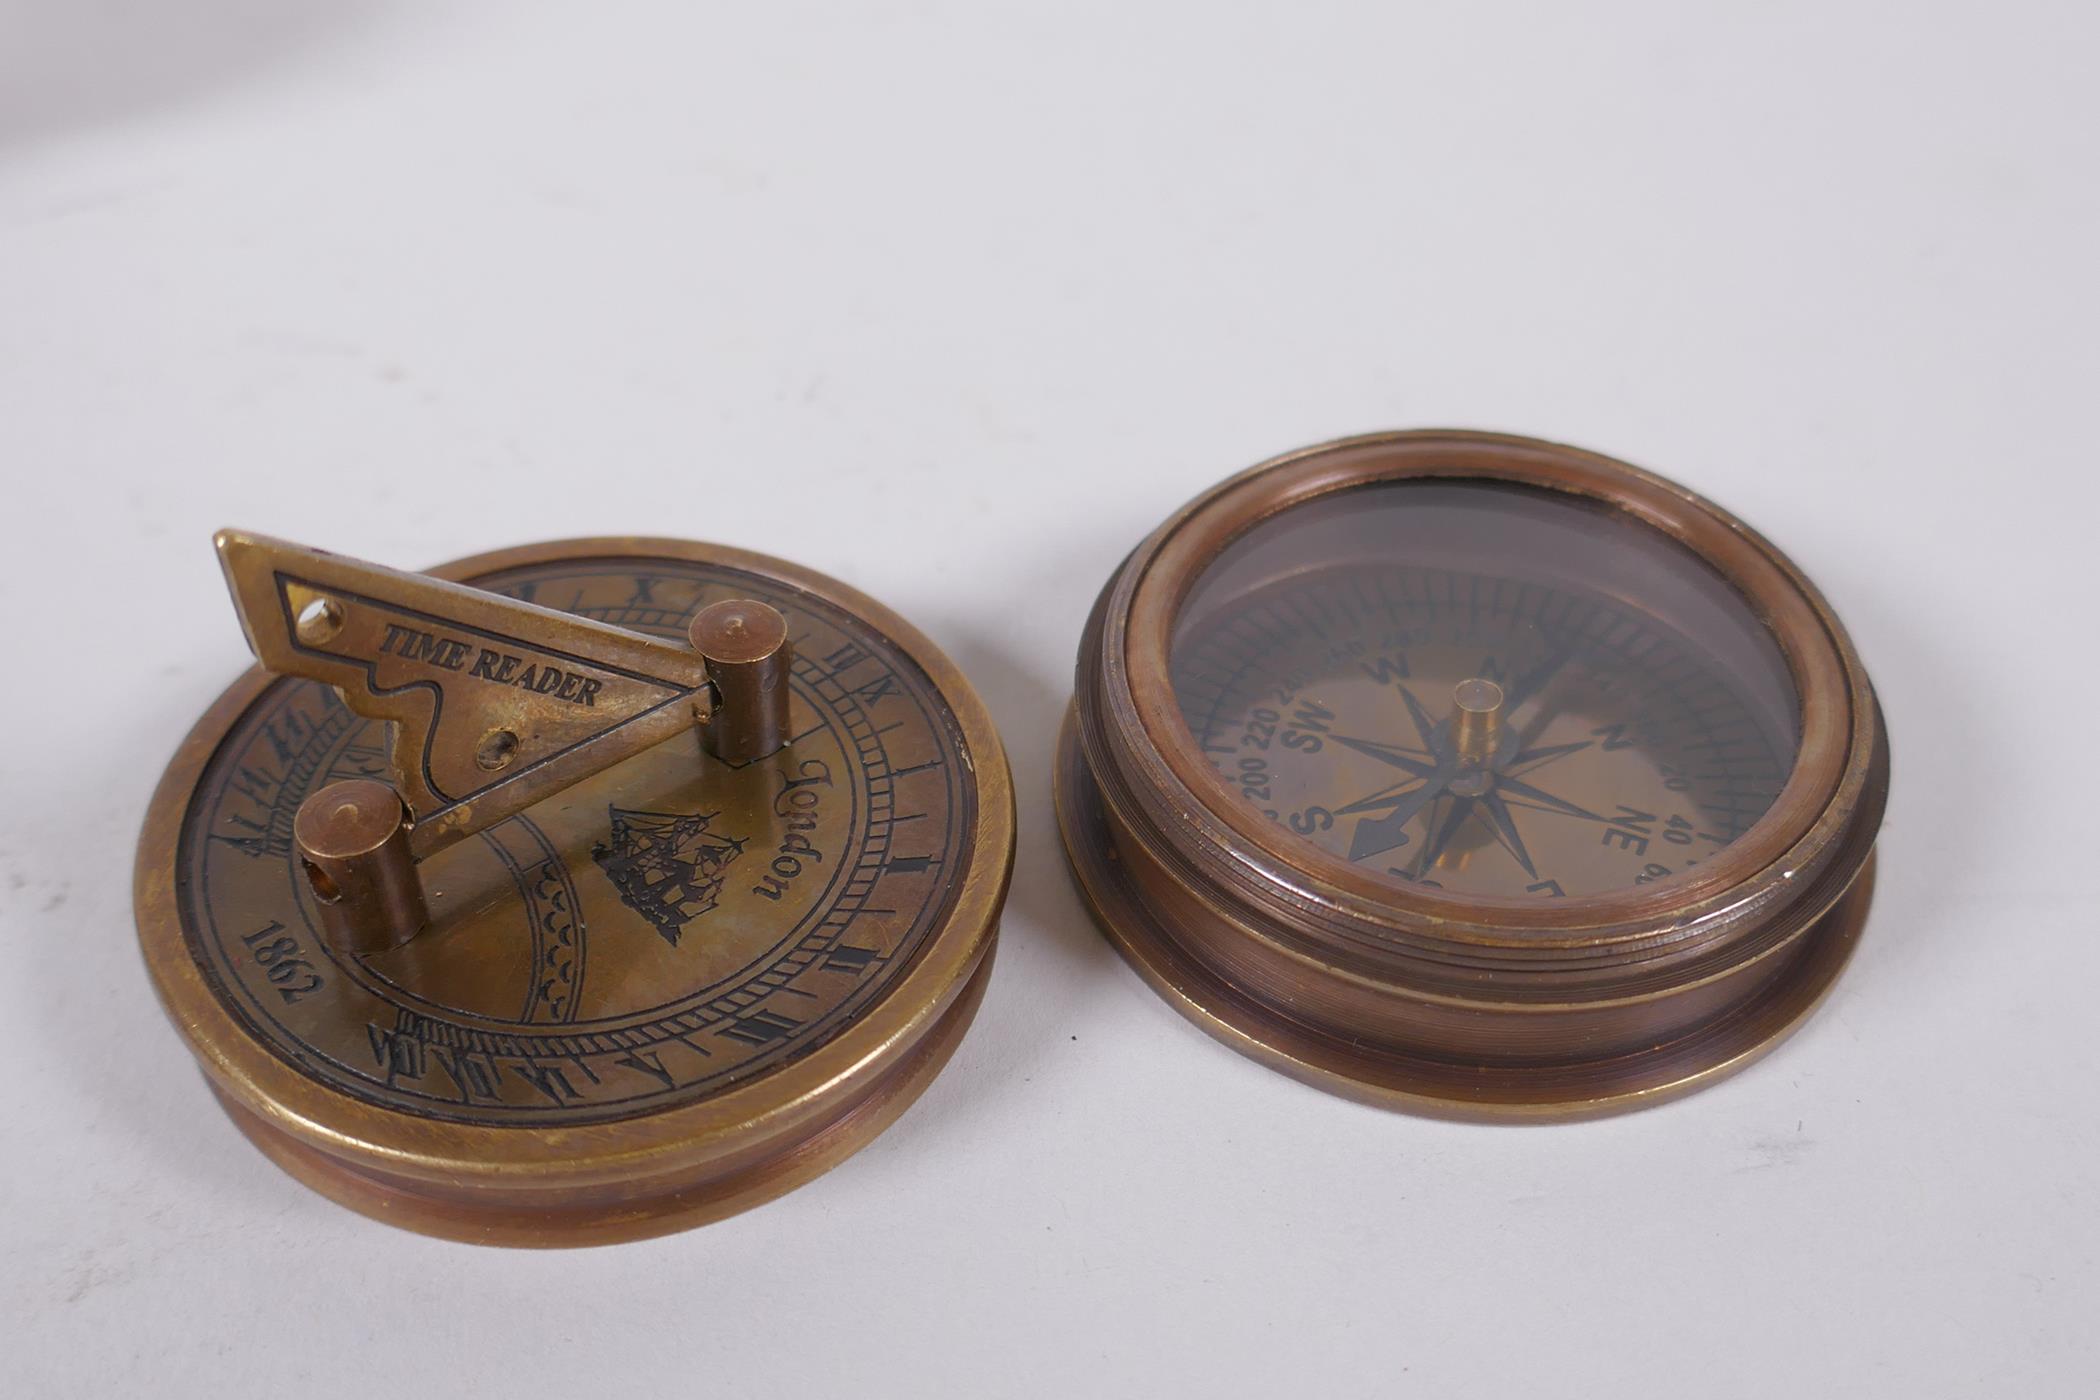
218, 530, 724, 858
219, 530, 807, 956
138, 536, 1014, 1243
293, 779, 427, 955
690, 599, 793, 765
1058, 431, 1889, 1117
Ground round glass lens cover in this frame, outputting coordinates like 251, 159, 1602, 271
1169, 481, 1800, 899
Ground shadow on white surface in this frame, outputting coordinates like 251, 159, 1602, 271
0, 0, 403, 152
1835, 570, 1970, 927
7, 714, 278, 1206
940, 628, 1117, 976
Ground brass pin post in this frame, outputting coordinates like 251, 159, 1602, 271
691, 599, 792, 765
1452, 677, 1505, 766
294, 779, 429, 954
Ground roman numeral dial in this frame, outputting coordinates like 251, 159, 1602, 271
170, 547, 980, 1128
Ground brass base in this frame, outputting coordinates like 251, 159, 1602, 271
138, 536, 1016, 1246
1056, 712, 1872, 1121
213, 938, 995, 1247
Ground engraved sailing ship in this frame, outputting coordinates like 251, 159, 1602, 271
591, 806, 747, 946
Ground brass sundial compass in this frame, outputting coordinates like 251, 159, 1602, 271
136, 532, 1013, 1244
1058, 431, 1889, 1117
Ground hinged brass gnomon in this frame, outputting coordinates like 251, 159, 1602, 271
217, 530, 793, 955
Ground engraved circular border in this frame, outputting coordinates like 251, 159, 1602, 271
136, 537, 1014, 1228
178, 559, 951, 1126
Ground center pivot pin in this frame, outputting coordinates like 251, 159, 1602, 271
1450, 677, 1504, 770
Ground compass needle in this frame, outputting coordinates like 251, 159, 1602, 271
1408, 793, 1475, 879
1505, 739, 1594, 774
1478, 791, 1540, 880
1494, 776, 1607, 824
1332, 776, 1428, 817
1347, 781, 1440, 862
1330, 732, 1440, 776
1394, 684, 1444, 752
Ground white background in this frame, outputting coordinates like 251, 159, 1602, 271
2, 3, 2094, 1395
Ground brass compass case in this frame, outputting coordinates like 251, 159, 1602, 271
137, 537, 1014, 1245
1057, 431, 1888, 1117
